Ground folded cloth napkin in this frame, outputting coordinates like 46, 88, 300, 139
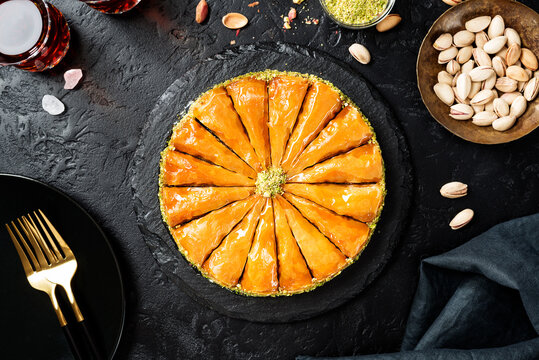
299, 213, 539, 360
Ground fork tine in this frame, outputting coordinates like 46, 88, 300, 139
38, 209, 74, 258
18, 216, 49, 268
33, 211, 63, 260
10, 220, 41, 270
5, 224, 35, 274
26, 213, 58, 263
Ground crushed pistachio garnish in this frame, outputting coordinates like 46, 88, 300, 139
255, 167, 287, 198
324, 0, 387, 25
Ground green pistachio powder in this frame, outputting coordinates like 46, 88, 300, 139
255, 167, 287, 198
325, 0, 388, 25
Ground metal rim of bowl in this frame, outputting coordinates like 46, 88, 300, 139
319, 0, 395, 30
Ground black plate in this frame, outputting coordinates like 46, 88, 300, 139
0, 174, 125, 359
131, 43, 414, 323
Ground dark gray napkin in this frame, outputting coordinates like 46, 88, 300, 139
299, 213, 539, 360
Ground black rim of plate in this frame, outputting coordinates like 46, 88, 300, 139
130, 42, 414, 323
0, 173, 126, 358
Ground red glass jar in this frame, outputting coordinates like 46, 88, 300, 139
0, 0, 70, 72
80, 0, 141, 14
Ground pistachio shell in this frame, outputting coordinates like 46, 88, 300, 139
442, 0, 462, 6
517, 80, 527, 93
495, 77, 518, 93
505, 44, 521, 66
461, 60, 475, 74
450, 209, 474, 230
509, 95, 527, 117
475, 31, 489, 49
469, 81, 482, 99
440, 182, 468, 198
438, 71, 454, 85
465, 16, 491, 33
472, 104, 485, 113
493, 98, 510, 117
492, 56, 506, 77
473, 48, 492, 67
456, 73, 472, 100
520, 48, 538, 71
376, 14, 402, 32
449, 103, 473, 120
222, 12, 248, 29
452, 71, 461, 87
434, 33, 453, 51
505, 28, 521, 47
524, 77, 538, 101
456, 46, 473, 64
495, 46, 507, 61
469, 66, 494, 82
484, 100, 495, 112
439, 46, 458, 64
492, 115, 517, 131
484, 36, 507, 54
472, 111, 498, 126
453, 87, 469, 104
482, 73, 497, 91
500, 92, 520, 105
487, 15, 505, 39
506, 65, 530, 82
470, 89, 495, 105
446, 60, 460, 75
349, 43, 371, 64
453, 30, 475, 47
434, 83, 455, 106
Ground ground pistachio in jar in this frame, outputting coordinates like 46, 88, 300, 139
325, 0, 388, 25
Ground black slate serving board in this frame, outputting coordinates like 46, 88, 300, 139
130, 43, 413, 323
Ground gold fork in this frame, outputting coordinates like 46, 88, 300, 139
6, 210, 102, 360
6, 214, 83, 359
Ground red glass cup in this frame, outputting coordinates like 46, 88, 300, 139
80, 0, 141, 14
0, 0, 70, 72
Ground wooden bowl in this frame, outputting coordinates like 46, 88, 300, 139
417, 0, 539, 144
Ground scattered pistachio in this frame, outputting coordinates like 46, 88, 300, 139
440, 181, 468, 198
349, 43, 371, 64
450, 209, 474, 230
376, 14, 402, 32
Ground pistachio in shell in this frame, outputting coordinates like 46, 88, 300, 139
465, 16, 491, 33
450, 209, 474, 230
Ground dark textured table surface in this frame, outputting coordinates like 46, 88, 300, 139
1, 0, 538, 359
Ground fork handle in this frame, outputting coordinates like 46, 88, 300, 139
62, 324, 84, 360
78, 320, 104, 360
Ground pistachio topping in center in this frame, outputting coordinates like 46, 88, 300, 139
255, 167, 287, 198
